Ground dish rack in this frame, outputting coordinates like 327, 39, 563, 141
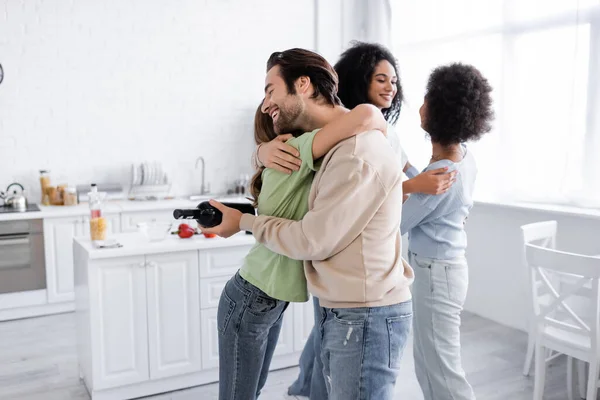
128, 162, 172, 200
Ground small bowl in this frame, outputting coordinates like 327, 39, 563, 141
137, 221, 172, 242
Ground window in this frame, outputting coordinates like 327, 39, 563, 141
391, 0, 600, 208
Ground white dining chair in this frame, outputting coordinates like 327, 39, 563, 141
524, 243, 600, 400
521, 221, 558, 376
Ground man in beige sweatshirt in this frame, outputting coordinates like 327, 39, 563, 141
204, 48, 414, 400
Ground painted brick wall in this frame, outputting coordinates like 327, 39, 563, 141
0, 0, 315, 200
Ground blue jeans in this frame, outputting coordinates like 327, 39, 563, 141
217, 272, 289, 400
410, 252, 475, 400
319, 300, 413, 400
288, 297, 327, 399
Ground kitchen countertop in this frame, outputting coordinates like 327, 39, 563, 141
0, 196, 251, 222
74, 231, 255, 260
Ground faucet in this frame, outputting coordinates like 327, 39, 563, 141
195, 156, 210, 195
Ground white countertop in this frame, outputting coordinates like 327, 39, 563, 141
74, 231, 256, 259
0, 196, 251, 222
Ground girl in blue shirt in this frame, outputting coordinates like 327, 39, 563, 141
402, 63, 493, 400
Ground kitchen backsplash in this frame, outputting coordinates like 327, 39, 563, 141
0, 0, 315, 201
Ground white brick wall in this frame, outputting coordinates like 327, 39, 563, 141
0, 0, 315, 200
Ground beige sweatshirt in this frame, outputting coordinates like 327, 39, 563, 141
239, 130, 414, 308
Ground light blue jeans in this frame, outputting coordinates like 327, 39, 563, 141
289, 298, 413, 400
319, 300, 413, 400
409, 251, 476, 400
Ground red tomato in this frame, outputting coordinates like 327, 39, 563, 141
178, 228, 194, 239
178, 223, 192, 232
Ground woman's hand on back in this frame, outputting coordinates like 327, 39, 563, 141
257, 134, 302, 174
405, 167, 457, 195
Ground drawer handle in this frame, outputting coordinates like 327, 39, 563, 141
0, 236, 30, 246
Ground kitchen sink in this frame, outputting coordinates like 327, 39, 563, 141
188, 194, 217, 201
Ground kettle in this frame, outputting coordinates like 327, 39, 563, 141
1, 183, 28, 210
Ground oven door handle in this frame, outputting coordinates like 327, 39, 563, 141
0, 235, 30, 246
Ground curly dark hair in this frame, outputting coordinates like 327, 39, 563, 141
334, 41, 403, 125
267, 48, 341, 106
423, 63, 494, 146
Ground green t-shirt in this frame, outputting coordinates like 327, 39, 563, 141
239, 129, 319, 302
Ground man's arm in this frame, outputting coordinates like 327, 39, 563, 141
240, 151, 393, 261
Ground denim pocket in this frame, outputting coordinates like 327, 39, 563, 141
444, 264, 469, 305
410, 253, 434, 294
246, 294, 278, 316
217, 291, 236, 334
331, 308, 366, 326
411, 253, 433, 269
243, 296, 287, 336
387, 313, 412, 369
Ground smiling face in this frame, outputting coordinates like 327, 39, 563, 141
261, 65, 305, 134
367, 60, 398, 110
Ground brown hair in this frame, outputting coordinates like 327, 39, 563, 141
267, 48, 342, 106
249, 102, 278, 207
249, 101, 304, 207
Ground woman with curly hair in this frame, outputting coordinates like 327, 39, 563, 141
401, 63, 493, 400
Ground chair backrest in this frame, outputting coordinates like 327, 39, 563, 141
521, 221, 558, 314
521, 220, 557, 249
525, 243, 600, 352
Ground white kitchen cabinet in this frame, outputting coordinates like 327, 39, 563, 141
89, 256, 149, 390
44, 217, 83, 303
199, 276, 229, 309
120, 210, 175, 233
146, 251, 202, 379
293, 299, 315, 351
45, 214, 121, 304
87, 252, 203, 389
200, 308, 220, 370
274, 305, 296, 356
199, 245, 254, 278
74, 234, 311, 400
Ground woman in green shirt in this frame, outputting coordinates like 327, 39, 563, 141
216, 100, 387, 400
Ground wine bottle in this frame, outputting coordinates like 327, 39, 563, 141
173, 201, 255, 228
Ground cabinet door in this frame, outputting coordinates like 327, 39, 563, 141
200, 308, 220, 370
44, 217, 82, 303
146, 251, 202, 379
120, 211, 175, 233
90, 256, 149, 389
293, 299, 315, 351
274, 305, 295, 356
199, 246, 254, 278
199, 276, 229, 309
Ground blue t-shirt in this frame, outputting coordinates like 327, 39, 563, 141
401, 145, 476, 259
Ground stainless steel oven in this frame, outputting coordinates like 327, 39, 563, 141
0, 219, 46, 294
